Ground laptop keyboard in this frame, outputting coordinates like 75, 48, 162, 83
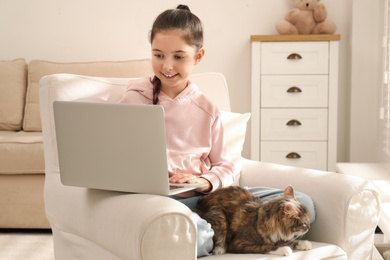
169, 185, 184, 190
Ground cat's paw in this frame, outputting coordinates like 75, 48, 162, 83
213, 246, 226, 255
269, 246, 293, 256
296, 240, 312, 251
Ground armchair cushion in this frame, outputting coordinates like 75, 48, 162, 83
205, 243, 346, 259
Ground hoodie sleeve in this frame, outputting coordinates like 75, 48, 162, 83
200, 113, 235, 192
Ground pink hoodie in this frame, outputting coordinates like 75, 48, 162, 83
119, 77, 234, 197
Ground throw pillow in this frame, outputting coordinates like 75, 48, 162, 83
220, 111, 251, 185
0, 59, 27, 130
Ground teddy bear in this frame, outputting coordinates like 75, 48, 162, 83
276, 0, 336, 35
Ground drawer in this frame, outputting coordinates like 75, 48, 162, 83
260, 141, 327, 171
261, 42, 329, 75
261, 75, 328, 108
261, 109, 328, 141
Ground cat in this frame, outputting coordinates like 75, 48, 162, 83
195, 185, 311, 256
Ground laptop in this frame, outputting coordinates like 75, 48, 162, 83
53, 101, 206, 195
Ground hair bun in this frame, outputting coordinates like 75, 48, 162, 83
176, 4, 191, 12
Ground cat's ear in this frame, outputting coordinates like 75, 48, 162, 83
284, 186, 296, 199
284, 203, 298, 217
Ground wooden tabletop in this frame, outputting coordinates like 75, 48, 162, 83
251, 34, 341, 42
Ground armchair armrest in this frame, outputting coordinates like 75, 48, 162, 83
239, 158, 381, 260
45, 174, 197, 260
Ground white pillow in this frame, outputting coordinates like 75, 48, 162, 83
220, 111, 251, 185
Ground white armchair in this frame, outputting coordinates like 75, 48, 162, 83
40, 72, 380, 260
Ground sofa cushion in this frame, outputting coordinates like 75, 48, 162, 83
0, 59, 27, 131
0, 131, 44, 174
25, 59, 153, 131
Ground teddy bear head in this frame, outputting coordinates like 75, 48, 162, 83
291, 0, 320, 11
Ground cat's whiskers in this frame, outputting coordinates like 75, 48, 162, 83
292, 234, 304, 241
298, 231, 311, 240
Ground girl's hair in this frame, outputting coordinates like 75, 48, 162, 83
150, 4, 204, 105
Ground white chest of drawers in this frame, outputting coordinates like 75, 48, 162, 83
251, 35, 340, 172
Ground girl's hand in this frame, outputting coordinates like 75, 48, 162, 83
169, 173, 211, 192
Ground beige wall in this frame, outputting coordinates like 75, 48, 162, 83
350, 0, 388, 163
1, 0, 354, 162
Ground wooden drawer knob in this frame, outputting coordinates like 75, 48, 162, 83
287, 53, 303, 60
286, 152, 301, 159
286, 119, 302, 126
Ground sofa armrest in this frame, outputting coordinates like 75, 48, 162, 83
45, 174, 197, 260
239, 158, 381, 260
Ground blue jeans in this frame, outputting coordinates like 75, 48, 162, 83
171, 186, 316, 257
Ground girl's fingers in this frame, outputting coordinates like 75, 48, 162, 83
169, 173, 198, 183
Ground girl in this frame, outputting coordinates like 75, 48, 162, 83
119, 4, 235, 198
119, 5, 315, 257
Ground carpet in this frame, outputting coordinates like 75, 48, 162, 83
0, 230, 54, 260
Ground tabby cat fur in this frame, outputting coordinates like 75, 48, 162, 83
195, 186, 311, 256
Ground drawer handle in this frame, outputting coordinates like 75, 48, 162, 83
286, 119, 302, 126
286, 152, 301, 159
287, 53, 303, 60
287, 86, 302, 93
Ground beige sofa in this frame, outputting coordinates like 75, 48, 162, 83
0, 58, 152, 228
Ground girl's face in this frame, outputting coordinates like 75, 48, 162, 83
151, 30, 204, 98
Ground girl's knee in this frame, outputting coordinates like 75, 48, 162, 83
193, 212, 214, 257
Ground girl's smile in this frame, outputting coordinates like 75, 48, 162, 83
151, 30, 204, 99
162, 73, 178, 78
